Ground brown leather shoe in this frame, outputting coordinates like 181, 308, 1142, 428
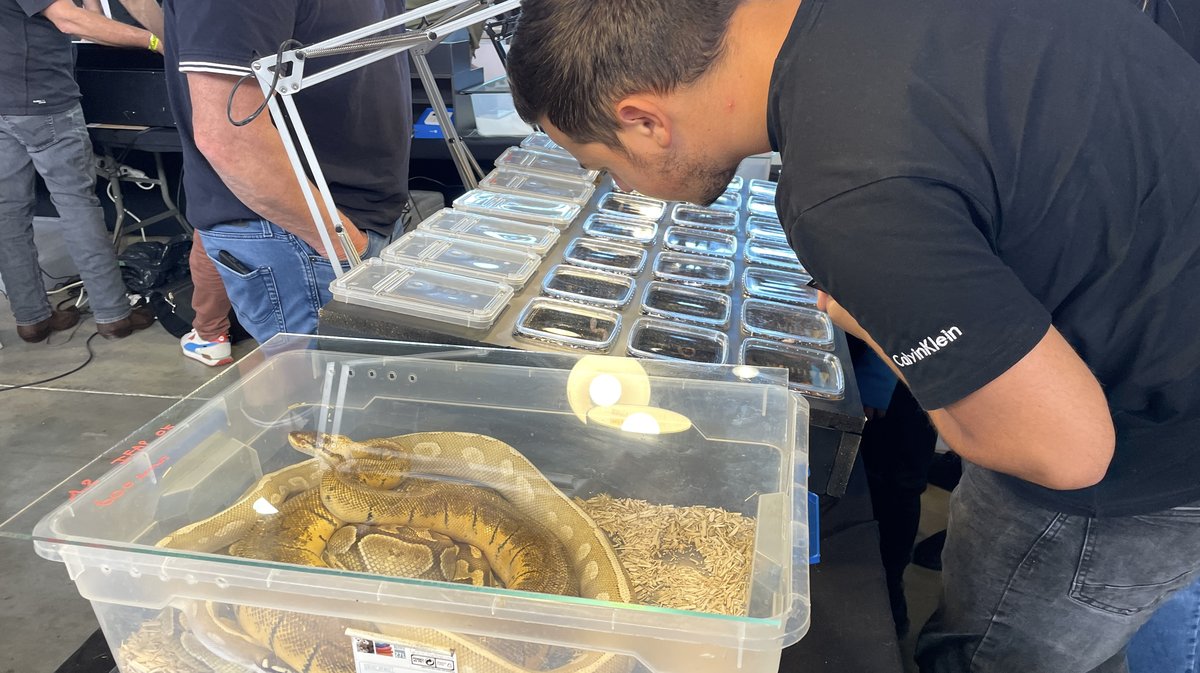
96, 305, 157, 340
16, 307, 81, 343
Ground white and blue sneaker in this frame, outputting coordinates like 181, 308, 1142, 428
180, 329, 233, 366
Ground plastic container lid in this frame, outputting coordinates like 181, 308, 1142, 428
582, 213, 659, 246
653, 251, 735, 288
743, 267, 817, 306
640, 281, 732, 328
514, 297, 622, 351
495, 147, 600, 182
741, 298, 835, 349
598, 192, 668, 221
748, 179, 778, 201
416, 208, 560, 255
541, 264, 636, 308
744, 235, 805, 272
741, 337, 845, 399
563, 237, 648, 275
480, 168, 597, 205
745, 215, 787, 241
710, 191, 743, 212
748, 196, 778, 219
453, 189, 581, 229
726, 175, 744, 194
663, 226, 738, 258
519, 131, 571, 156
381, 231, 541, 288
670, 204, 739, 232
329, 258, 513, 329
627, 318, 729, 364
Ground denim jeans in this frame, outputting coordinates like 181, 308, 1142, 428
0, 104, 132, 324
916, 464, 1200, 673
199, 219, 393, 343
1130, 576, 1200, 673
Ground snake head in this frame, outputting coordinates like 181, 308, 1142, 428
288, 431, 410, 470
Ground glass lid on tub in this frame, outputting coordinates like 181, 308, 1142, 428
514, 297, 622, 351
541, 264, 637, 309
329, 258, 513, 329
741, 338, 846, 399
742, 267, 817, 306
708, 191, 742, 212
597, 191, 668, 221
480, 168, 597, 206
453, 189, 581, 229
744, 235, 805, 272
745, 215, 786, 241
416, 208, 560, 255
563, 237, 648, 275
494, 147, 600, 182
640, 281, 732, 328
740, 298, 835, 349
662, 226, 737, 259
581, 213, 658, 246
748, 179, 778, 201
670, 204, 739, 232
627, 318, 729, 365
519, 131, 571, 156
652, 251, 735, 288
380, 231, 541, 288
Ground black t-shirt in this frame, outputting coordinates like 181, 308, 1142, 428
162, 0, 412, 234
0, 0, 79, 115
1140, 0, 1200, 61
768, 0, 1200, 516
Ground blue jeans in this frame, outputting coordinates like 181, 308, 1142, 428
1130, 577, 1200, 673
0, 104, 132, 324
199, 220, 393, 343
917, 464, 1200, 673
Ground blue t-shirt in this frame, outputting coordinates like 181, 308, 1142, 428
0, 0, 79, 115
162, 0, 412, 234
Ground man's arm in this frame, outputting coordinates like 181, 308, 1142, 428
41, 0, 158, 51
114, 0, 163, 38
188, 72, 367, 260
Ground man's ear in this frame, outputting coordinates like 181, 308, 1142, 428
614, 95, 672, 149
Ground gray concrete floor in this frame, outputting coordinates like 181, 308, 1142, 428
0, 289, 251, 673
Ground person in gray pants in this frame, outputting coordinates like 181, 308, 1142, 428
0, 0, 163, 342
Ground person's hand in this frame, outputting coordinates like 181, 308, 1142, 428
816, 290, 871, 344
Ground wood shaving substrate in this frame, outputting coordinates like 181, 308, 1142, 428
580, 494, 756, 616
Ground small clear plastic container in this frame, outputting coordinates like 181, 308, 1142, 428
745, 236, 805, 272
563, 237, 648, 275
741, 338, 846, 399
454, 190, 581, 229
416, 208, 560, 255
670, 204, 739, 231
495, 147, 600, 182
741, 298, 834, 349
743, 267, 817, 306
519, 131, 571, 156
726, 175, 744, 194
748, 196, 779, 219
653, 252, 735, 288
480, 168, 596, 206
598, 192, 668, 221
329, 258, 513, 329
748, 179, 778, 201
514, 297, 622, 351
746, 215, 787, 241
710, 191, 743, 212
541, 264, 636, 309
381, 231, 541, 288
582, 213, 658, 246
640, 281, 731, 328
662, 226, 737, 258
627, 318, 729, 365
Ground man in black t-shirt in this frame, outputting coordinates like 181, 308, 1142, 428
162, 0, 413, 343
507, 0, 1200, 670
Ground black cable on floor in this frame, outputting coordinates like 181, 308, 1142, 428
0, 332, 101, 393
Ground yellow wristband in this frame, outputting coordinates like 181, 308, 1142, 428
148, 33, 160, 52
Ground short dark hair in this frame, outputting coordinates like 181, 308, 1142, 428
507, 0, 744, 148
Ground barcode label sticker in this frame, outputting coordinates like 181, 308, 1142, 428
346, 628, 457, 673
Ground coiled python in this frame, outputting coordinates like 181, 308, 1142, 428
155, 431, 634, 673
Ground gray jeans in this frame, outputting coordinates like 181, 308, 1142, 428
917, 464, 1200, 673
0, 103, 131, 325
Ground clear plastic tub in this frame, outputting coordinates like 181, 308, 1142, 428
745, 216, 786, 241
329, 258, 513, 329
520, 131, 571, 156
663, 226, 738, 258
709, 192, 743, 212
627, 318, 729, 365
747, 196, 778, 219
741, 299, 835, 350
743, 267, 817, 306
744, 236, 805, 272
7, 336, 811, 673
653, 252, 735, 288
454, 189, 581, 229
480, 168, 597, 206
582, 213, 659, 246
381, 231, 541, 288
598, 192, 669, 221
541, 264, 637, 309
416, 208, 560, 255
563, 237, 648, 275
640, 281, 732, 328
741, 337, 846, 399
748, 180, 778, 201
515, 297, 622, 351
670, 204, 739, 232
495, 147, 600, 183
726, 175, 744, 194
